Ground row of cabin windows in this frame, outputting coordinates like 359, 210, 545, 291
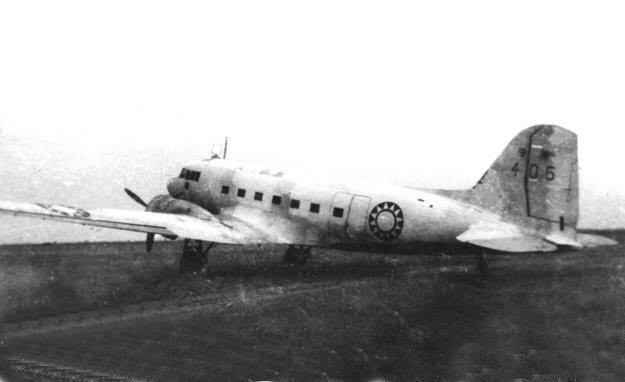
179, 168, 201, 182
220, 185, 342, 217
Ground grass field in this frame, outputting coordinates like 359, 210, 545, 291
2, 231, 625, 381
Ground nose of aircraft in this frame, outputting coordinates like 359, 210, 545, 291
167, 177, 183, 197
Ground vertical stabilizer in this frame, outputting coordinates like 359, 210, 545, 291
463, 125, 578, 237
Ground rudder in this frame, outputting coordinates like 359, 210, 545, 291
466, 125, 578, 235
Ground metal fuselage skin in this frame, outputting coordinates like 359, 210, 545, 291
166, 159, 501, 248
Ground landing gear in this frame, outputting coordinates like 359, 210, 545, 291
283, 245, 311, 268
475, 252, 488, 277
179, 239, 216, 272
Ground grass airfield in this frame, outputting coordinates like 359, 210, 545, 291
1, 231, 625, 381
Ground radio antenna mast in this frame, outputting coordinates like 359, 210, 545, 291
223, 137, 229, 159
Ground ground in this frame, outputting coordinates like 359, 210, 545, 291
1, 231, 624, 381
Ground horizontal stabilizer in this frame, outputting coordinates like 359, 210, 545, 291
544, 232, 584, 249
576, 233, 618, 247
457, 222, 558, 253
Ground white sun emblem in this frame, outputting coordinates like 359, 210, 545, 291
368, 201, 404, 241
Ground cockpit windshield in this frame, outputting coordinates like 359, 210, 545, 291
179, 168, 201, 182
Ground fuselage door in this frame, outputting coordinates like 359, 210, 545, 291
330, 192, 352, 224
331, 192, 371, 240
346, 194, 372, 240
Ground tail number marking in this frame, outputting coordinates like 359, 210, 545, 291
545, 165, 556, 181
510, 162, 556, 181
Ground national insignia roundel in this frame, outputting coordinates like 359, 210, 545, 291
368, 201, 404, 241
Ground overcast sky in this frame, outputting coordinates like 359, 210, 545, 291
1, 1, 624, 243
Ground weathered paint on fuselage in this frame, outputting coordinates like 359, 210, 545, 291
167, 158, 502, 248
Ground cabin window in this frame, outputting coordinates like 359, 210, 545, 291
179, 168, 187, 178
290, 199, 300, 209
254, 192, 263, 201
221, 185, 230, 194
333, 207, 344, 218
272, 195, 282, 205
237, 188, 246, 198
309, 203, 320, 213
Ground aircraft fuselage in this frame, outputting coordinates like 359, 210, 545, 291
166, 158, 500, 247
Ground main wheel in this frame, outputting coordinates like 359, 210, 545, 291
476, 252, 488, 276
283, 246, 311, 267
179, 239, 208, 272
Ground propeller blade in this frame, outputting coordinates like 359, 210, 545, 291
124, 188, 147, 207
146, 233, 155, 253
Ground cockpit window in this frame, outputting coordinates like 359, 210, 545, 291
189, 171, 201, 181
180, 169, 201, 182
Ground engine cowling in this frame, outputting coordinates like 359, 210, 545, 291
145, 195, 215, 240
146, 195, 215, 220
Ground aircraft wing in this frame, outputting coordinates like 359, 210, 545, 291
0, 201, 279, 245
456, 222, 558, 252
220, 205, 324, 245
457, 222, 619, 252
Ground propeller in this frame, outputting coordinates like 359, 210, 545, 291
146, 233, 155, 252
124, 188, 147, 207
124, 188, 153, 252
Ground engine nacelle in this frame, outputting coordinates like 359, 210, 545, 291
146, 194, 215, 227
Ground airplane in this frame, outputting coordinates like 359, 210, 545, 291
0, 125, 617, 275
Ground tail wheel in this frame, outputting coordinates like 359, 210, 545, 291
476, 252, 488, 277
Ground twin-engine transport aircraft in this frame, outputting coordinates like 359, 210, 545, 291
0, 125, 617, 274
